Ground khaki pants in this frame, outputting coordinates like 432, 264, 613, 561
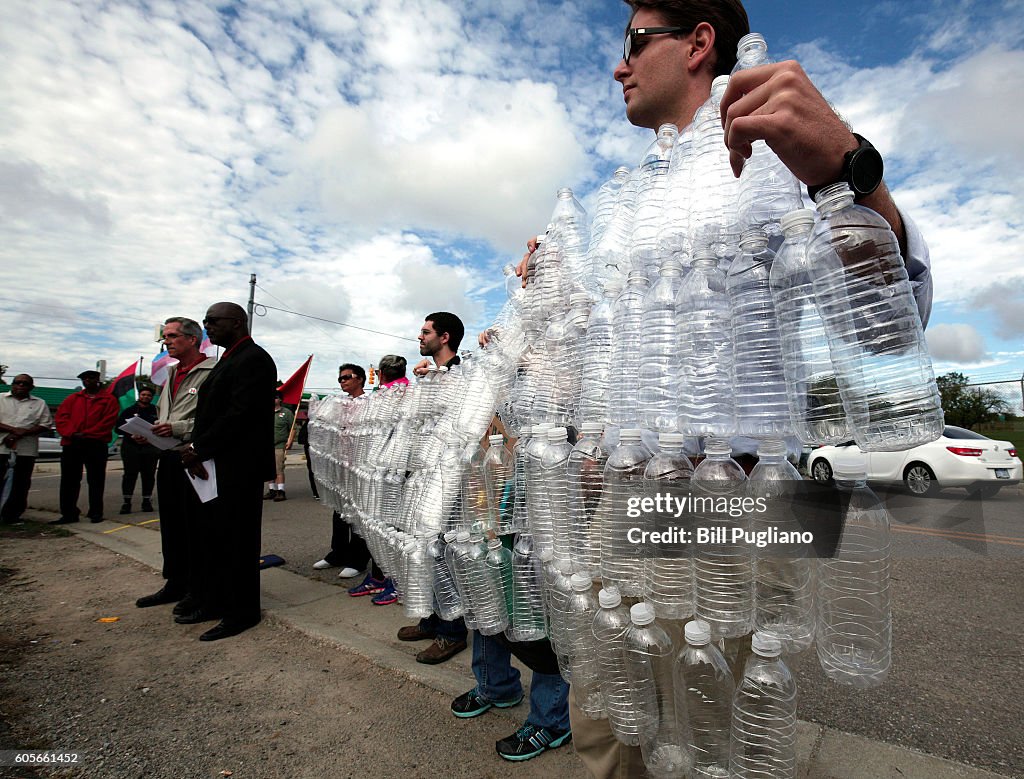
273, 448, 286, 480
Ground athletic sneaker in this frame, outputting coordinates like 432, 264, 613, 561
347, 575, 386, 597
495, 723, 572, 762
371, 580, 398, 606
451, 687, 523, 719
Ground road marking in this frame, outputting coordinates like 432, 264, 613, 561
103, 518, 160, 534
892, 522, 1024, 549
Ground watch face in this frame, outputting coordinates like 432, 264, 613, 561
851, 146, 884, 196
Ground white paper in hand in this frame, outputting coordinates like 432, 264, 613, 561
186, 459, 218, 503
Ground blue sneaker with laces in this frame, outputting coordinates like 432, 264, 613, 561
371, 579, 398, 605
495, 722, 571, 761
347, 575, 386, 597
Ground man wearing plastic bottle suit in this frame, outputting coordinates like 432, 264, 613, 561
511, 2, 935, 777
52, 369, 120, 524
135, 316, 217, 615
180, 302, 277, 641
398, 312, 471, 664
0, 374, 54, 525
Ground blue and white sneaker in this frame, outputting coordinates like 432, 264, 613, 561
451, 687, 523, 718
347, 575, 386, 597
371, 579, 398, 606
496, 722, 571, 761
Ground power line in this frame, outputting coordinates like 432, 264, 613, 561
254, 302, 418, 342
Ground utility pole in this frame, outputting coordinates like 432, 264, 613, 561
247, 273, 256, 335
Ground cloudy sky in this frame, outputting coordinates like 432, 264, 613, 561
2, 0, 1022, 406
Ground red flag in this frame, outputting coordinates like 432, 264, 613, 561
108, 360, 140, 409
277, 355, 313, 406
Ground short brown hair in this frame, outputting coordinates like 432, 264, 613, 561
624, 0, 750, 75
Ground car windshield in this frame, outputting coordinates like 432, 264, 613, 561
943, 426, 990, 440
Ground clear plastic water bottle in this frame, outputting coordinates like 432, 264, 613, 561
630, 124, 678, 277
688, 76, 740, 260
600, 429, 652, 597
749, 439, 814, 653
578, 280, 622, 425
510, 426, 532, 532
588, 166, 633, 258
673, 619, 733, 779
729, 632, 798, 779
591, 168, 639, 282
446, 530, 478, 630
486, 537, 514, 627
525, 424, 554, 554
771, 209, 850, 445
566, 422, 607, 578
816, 452, 891, 688
507, 532, 548, 642
401, 538, 434, 618
624, 603, 691, 779
430, 531, 464, 621
657, 125, 694, 259
727, 228, 792, 438
692, 438, 753, 639
464, 532, 509, 636
540, 550, 575, 681
608, 271, 651, 427
809, 182, 943, 451
566, 573, 605, 719
639, 258, 685, 432
644, 433, 695, 620
549, 187, 590, 292
482, 434, 515, 534
541, 427, 575, 564
731, 34, 803, 234
593, 587, 641, 745
676, 248, 735, 438
462, 437, 491, 531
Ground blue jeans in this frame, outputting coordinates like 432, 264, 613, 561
472, 631, 570, 731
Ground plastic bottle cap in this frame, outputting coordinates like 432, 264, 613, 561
780, 208, 815, 233
702, 437, 732, 456
547, 428, 568, 442
630, 602, 656, 626
487, 538, 502, 548
832, 449, 868, 480
489, 435, 504, 446
443, 531, 458, 542
756, 438, 787, 457
579, 422, 604, 435
570, 573, 592, 592
751, 632, 783, 657
658, 433, 687, 447
620, 429, 643, 444
456, 530, 471, 542
684, 620, 711, 645
404, 541, 419, 553
598, 588, 622, 608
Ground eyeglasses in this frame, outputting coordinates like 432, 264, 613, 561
623, 26, 689, 64
338, 375, 357, 382
162, 332, 186, 340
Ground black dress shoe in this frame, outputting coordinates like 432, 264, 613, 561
51, 517, 79, 525
172, 595, 199, 616
135, 586, 185, 608
199, 619, 260, 642
174, 609, 222, 625
89, 516, 104, 524
119, 502, 132, 515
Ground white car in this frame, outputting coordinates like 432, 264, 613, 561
807, 426, 1022, 498
36, 429, 63, 460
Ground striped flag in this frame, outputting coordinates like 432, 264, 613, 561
151, 349, 175, 388
109, 360, 139, 410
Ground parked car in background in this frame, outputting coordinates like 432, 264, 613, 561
36, 429, 62, 460
807, 426, 1022, 498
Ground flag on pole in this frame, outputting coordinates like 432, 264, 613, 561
151, 348, 175, 388
109, 360, 140, 410
277, 355, 314, 406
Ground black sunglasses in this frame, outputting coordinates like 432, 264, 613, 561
202, 316, 240, 326
338, 375, 358, 382
623, 26, 689, 64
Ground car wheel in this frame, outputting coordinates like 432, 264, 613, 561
968, 485, 1001, 500
904, 463, 937, 496
811, 458, 833, 483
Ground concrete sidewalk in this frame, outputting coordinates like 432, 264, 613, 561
21, 506, 1008, 779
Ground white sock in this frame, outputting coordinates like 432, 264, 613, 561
276, 483, 285, 491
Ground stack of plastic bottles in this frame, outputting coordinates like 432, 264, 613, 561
306, 30, 943, 779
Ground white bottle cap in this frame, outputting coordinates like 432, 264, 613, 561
443, 531, 459, 542
630, 602, 656, 626
456, 530, 471, 542
780, 208, 815, 233
580, 422, 604, 435
684, 619, 711, 645
711, 74, 731, 91
751, 631, 783, 657
547, 427, 568, 442
620, 428, 643, 444
658, 433, 687, 448
598, 587, 621, 608
489, 434, 504, 446
570, 573, 592, 592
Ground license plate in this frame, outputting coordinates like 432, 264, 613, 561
995, 468, 1010, 479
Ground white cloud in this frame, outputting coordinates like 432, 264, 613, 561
927, 323, 989, 363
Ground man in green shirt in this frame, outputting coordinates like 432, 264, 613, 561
265, 391, 294, 502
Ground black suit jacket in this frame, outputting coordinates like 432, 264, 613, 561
191, 337, 277, 485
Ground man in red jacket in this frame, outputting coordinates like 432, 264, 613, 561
53, 370, 120, 524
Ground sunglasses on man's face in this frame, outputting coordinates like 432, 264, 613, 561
339, 375, 358, 382
623, 26, 689, 64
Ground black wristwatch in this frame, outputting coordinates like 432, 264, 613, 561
807, 133, 884, 202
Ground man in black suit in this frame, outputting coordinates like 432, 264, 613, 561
181, 302, 277, 642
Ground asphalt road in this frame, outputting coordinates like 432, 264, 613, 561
16, 455, 1024, 776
